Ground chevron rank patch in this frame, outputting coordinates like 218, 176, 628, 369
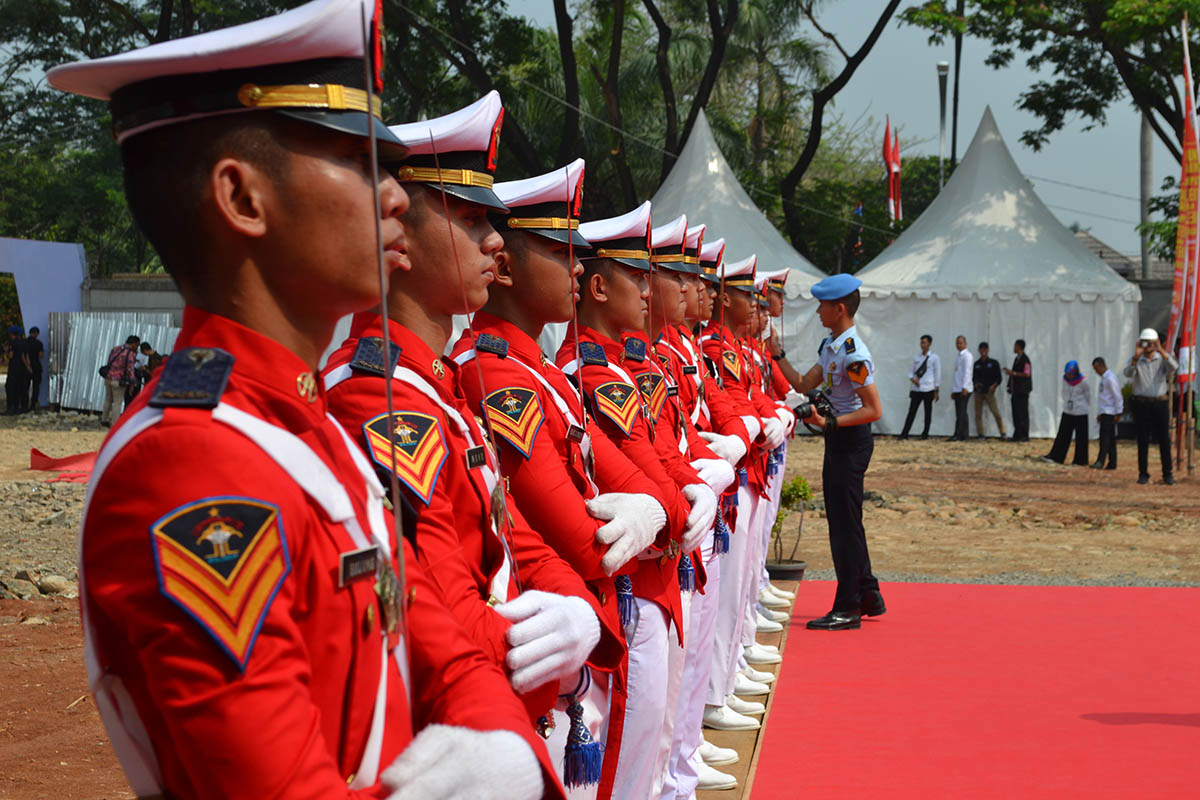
363, 412, 449, 505
150, 497, 290, 671
721, 349, 742, 381
579, 341, 608, 366
594, 381, 640, 437
846, 360, 870, 385
623, 338, 646, 363
483, 387, 544, 459
636, 372, 668, 423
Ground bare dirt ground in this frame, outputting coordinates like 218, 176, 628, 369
0, 413, 1196, 798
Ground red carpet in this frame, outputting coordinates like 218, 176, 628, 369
752, 580, 1200, 798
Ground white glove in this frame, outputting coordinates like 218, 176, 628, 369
680, 483, 718, 552
690, 457, 736, 495
738, 415, 762, 441
587, 492, 667, 574
698, 430, 747, 465
383, 724, 543, 800
494, 590, 600, 694
774, 406, 796, 435
762, 416, 786, 449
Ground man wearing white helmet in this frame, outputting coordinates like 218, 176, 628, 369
1124, 328, 1177, 485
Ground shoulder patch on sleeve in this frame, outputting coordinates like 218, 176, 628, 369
579, 341, 608, 366
846, 360, 871, 385
475, 333, 509, 358
843, 337, 856, 354
623, 338, 646, 363
721, 349, 742, 381
149, 348, 235, 409
362, 412, 449, 505
150, 496, 290, 671
482, 387, 544, 459
349, 337, 402, 376
593, 381, 640, 437
635, 372, 668, 423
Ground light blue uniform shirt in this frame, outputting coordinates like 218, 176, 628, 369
818, 325, 875, 415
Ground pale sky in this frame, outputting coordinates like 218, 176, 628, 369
508, 0, 1175, 256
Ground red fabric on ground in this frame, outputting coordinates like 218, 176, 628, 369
752, 580, 1200, 798
30, 448, 97, 474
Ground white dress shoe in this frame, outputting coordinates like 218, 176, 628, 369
725, 693, 765, 716
758, 588, 790, 608
697, 762, 738, 790
744, 644, 782, 664
755, 642, 779, 653
741, 665, 775, 684
756, 611, 783, 633
760, 606, 789, 623
733, 672, 770, 697
699, 738, 739, 767
767, 583, 796, 600
702, 704, 761, 731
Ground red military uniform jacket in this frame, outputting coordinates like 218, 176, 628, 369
80, 307, 561, 799
700, 321, 776, 495
322, 313, 624, 721
555, 324, 690, 643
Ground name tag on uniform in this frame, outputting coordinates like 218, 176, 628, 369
682, 365, 698, 375
465, 446, 487, 469
567, 424, 586, 443
339, 545, 379, 588
666, 386, 679, 397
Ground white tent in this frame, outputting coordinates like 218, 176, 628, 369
811, 107, 1140, 438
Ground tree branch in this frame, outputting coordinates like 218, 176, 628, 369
593, 1, 636, 207
553, 0, 581, 165
642, 0, 678, 182
99, 0, 153, 43
679, 0, 739, 154
801, 1, 849, 61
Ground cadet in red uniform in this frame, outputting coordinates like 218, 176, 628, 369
321, 96, 624, 794
451, 161, 670, 800
51, 2, 557, 797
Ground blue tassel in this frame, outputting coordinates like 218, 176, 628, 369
678, 553, 695, 592
615, 575, 634, 627
713, 515, 730, 554
563, 698, 604, 788
738, 468, 749, 487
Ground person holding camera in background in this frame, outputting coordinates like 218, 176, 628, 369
791, 273, 884, 631
1124, 329, 1176, 485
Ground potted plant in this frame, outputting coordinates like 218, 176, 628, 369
767, 475, 812, 580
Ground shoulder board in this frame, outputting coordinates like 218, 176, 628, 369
721, 349, 742, 381
475, 333, 509, 358
635, 372, 668, 423
482, 387, 543, 459
150, 496, 290, 670
579, 341, 608, 366
149, 347, 235, 409
623, 338, 646, 363
844, 337, 856, 354
349, 337, 402, 377
593, 381, 640, 437
362, 412, 448, 505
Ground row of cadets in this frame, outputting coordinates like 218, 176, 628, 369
320, 93, 631, 796
49, 0, 560, 797
450, 160, 673, 798
555, 203, 704, 800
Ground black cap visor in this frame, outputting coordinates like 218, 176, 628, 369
277, 109, 408, 160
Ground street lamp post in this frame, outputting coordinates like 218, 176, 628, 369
937, 61, 949, 190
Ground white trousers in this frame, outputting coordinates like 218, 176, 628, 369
661, 535, 721, 800
545, 669, 612, 800
709, 485, 758, 705
758, 440, 788, 595
651, 589, 690, 797
739, 490, 771, 649
612, 597, 670, 800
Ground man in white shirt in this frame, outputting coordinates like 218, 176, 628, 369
950, 335, 974, 441
898, 334, 940, 440
1092, 357, 1122, 470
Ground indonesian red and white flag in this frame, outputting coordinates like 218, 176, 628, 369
884, 116, 896, 222
892, 128, 903, 222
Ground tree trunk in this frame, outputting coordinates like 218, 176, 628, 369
642, 0, 679, 184
553, 0, 581, 166
679, 0, 740, 154
594, 2, 637, 207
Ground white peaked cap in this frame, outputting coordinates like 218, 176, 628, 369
684, 223, 706, 251
699, 237, 726, 264
494, 158, 584, 208
721, 253, 757, 280
651, 214, 687, 249
390, 90, 503, 155
756, 267, 789, 290
579, 201, 652, 245
48, 0, 371, 99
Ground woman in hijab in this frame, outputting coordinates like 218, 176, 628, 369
1042, 360, 1090, 465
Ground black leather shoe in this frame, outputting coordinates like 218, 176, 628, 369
806, 610, 861, 631
860, 591, 887, 617
1164, 474, 1176, 485
1137, 474, 1149, 485
1104, 465, 1117, 470
1089, 462, 1104, 469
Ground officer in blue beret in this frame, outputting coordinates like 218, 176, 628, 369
793, 273, 886, 630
